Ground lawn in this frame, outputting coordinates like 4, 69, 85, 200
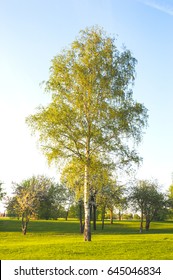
0, 218, 173, 260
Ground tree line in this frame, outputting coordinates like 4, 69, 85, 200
2, 175, 173, 235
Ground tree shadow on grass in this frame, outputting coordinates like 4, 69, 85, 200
1, 219, 173, 235
93, 221, 173, 235
0, 219, 80, 234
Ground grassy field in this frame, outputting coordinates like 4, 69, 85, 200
0, 218, 173, 260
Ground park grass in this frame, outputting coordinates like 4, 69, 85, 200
0, 218, 173, 260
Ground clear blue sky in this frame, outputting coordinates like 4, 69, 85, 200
1, 0, 173, 210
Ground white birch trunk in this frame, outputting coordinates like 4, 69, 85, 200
84, 163, 91, 241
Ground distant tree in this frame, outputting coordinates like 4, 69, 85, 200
37, 182, 74, 220
67, 203, 81, 219
7, 175, 70, 234
6, 196, 20, 218
97, 181, 122, 229
55, 184, 75, 221
114, 193, 128, 221
122, 213, 133, 220
12, 178, 40, 234
133, 213, 140, 220
26, 26, 148, 241
130, 180, 165, 232
37, 183, 55, 220
166, 184, 173, 218
168, 184, 173, 198
0, 182, 5, 201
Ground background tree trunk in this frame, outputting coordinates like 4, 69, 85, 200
65, 210, 68, 221
93, 203, 97, 230
110, 208, 113, 224
22, 214, 29, 235
79, 201, 84, 233
140, 209, 144, 233
101, 206, 106, 230
118, 210, 122, 221
145, 217, 150, 231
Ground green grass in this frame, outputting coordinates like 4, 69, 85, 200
0, 218, 173, 260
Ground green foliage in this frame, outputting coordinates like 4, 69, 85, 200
133, 213, 140, 220
165, 184, 173, 219
6, 196, 20, 218
26, 26, 148, 167
97, 182, 122, 212
0, 182, 6, 201
37, 182, 74, 220
68, 203, 84, 219
61, 158, 84, 201
122, 213, 133, 220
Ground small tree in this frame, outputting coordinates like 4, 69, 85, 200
9, 175, 64, 234
97, 181, 122, 229
37, 182, 74, 220
130, 180, 165, 232
115, 196, 128, 221
167, 184, 173, 218
14, 180, 39, 234
0, 182, 6, 201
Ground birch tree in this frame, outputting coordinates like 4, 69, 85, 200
26, 26, 148, 241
